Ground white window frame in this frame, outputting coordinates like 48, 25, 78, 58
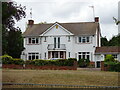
78, 52, 90, 60
28, 37, 39, 44
78, 36, 90, 43
28, 53, 39, 60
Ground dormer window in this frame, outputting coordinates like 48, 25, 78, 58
78, 36, 90, 43
28, 37, 39, 44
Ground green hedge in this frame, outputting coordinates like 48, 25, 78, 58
78, 59, 90, 67
104, 61, 120, 72
2, 55, 76, 66
2, 55, 24, 65
26, 59, 75, 66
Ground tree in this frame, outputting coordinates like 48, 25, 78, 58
2, 2, 26, 58
108, 35, 120, 46
101, 37, 109, 46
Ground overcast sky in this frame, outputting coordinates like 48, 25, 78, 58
13, 0, 119, 40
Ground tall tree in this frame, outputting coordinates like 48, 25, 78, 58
108, 35, 120, 46
2, 2, 26, 58
101, 37, 109, 46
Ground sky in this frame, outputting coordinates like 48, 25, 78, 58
13, 0, 119, 40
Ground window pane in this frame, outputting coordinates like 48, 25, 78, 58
79, 37, 81, 42
54, 37, 56, 48
87, 55, 90, 60
28, 56, 31, 60
32, 39, 35, 44
82, 38, 86, 43
78, 52, 81, 54
36, 55, 39, 59
79, 55, 82, 60
58, 37, 60, 48
87, 37, 89, 42
36, 38, 38, 43
32, 54, 35, 60
83, 55, 85, 59
29, 38, 31, 43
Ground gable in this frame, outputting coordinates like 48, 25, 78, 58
41, 23, 73, 36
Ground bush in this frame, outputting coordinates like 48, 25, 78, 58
78, 59, 90, 67
2, 54, 13, 64
104, 61, 120, 72
13, 58, 24, 65
104, 54, 115, 62
25, 59, 75, 66
68, 58, 77, 61
2, 55, 24, 65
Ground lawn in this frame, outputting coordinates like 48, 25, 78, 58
2, 69, 118, 88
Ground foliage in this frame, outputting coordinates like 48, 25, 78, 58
101, 35, 120, 46
2, 2, 26, 58
68, 58, 77, 61
108, 35, 120, 46
104, 54, 115, 62
2, 55, 24, 65
101, 37, 109, 46
104, 61, 120, 72
26, 59, 75, 66
78, 59, 90, 67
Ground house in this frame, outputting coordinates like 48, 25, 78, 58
95, 46, 120, 67
21, 17, 101, 68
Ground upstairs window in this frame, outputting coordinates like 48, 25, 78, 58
78, 36, 90, 43
28, 38, 39, 44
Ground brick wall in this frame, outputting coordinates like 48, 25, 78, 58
3, 61, 77, 70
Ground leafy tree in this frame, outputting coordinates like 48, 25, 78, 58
108, 35, 120, 46
101, 37, 109, 46
2, 2, 26, 58
104, 54, 115, 62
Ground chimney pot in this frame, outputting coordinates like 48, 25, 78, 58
95, 17, 99, 22
28, 20, 34, 25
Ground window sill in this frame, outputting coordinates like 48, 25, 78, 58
77, 42, 92, 44
27, 44, 40, 45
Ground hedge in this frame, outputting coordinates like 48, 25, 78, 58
104, 61, 120, 72
26, 59, 75, 66
2, 55, 24, 65
2, 55, 76, 66
78, 59, 90, 67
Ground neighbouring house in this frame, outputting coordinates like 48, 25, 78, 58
95, 46, 120, 67
21, 17, 101, 68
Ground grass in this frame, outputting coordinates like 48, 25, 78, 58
2, 69, 118, 88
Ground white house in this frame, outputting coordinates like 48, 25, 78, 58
21, 17, 101, 67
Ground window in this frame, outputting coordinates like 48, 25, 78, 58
28, 53, 39, 60
54, 37, 56, 48
68, 36, 70, 42
78, 36, 90, 43
28, 38, 39, 44
112, 54, 117, 59
78, 52, 90, 60
69, 52, 70, 57
44, 37, 47, 42
58, 37, 60, 48
45, 52, 46, 58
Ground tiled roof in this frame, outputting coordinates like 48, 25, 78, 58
23, 22, 99, 37
95, 46, 120, 54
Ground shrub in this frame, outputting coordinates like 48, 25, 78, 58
68, 58, 77, 61
104, 54, 115, 62
25, 59, 75, 66
2, 55, 24, 65
104, 61, 120, 72
2, 54, 13, 64
12, 58, 24, 65
78, 59, 90, 67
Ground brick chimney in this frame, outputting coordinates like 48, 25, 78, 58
94, 17, 99, 22
28, 20, 34, 25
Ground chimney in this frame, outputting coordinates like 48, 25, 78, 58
28, 20, 34, 25
94, 17, 99, 22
